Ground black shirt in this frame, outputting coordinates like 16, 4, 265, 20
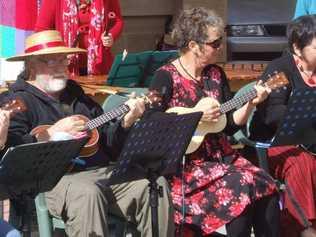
250, 50, 309, 142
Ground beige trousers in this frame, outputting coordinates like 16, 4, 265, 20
45, 166, 175, 237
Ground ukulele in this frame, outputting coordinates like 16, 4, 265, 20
30, 91, 161, 157
167, 72, 289, 154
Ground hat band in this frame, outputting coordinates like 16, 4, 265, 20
25, 41, 66, 53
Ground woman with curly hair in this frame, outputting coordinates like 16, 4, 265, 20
149, 7, 280, 237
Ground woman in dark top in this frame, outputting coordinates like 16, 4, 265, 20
249, 15, 316, 237
149, 7, 280, 237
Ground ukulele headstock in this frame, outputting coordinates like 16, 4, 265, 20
265, 71, 289, 90
141, 90, 162, 108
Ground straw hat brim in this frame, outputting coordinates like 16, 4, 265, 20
6, 46, 87, 61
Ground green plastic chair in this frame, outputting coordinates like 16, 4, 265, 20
232, 81, 281, 171
231, 82, 266, 163
34, 193, 63, 237
102, 87, 149, 112
232, 82, 257, 139
107, 50, 178, 88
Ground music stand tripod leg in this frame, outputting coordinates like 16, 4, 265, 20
11, 196, 32, 237
147, 169, 163, 237
21, 198, 33, 237
108, 112, 202, 237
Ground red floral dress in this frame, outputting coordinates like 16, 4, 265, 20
149, 64, 277, 235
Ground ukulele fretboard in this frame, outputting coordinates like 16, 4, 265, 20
220, 88, 257, 114
86, 104, 130, 130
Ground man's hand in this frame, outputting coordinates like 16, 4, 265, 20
0, 110, 10, 149
47, 116, 87, 137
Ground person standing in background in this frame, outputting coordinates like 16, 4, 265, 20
35, 0, 124, 76
294, 0, 316, 18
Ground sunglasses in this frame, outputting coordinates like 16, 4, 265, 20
203, 36, 223, 49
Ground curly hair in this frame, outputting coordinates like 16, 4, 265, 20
287, 14, 316, 53
171, 7, 224, 52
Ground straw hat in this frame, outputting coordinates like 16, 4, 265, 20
6, 30, 86, 61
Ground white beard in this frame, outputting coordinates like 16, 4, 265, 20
36, 74, 68, 93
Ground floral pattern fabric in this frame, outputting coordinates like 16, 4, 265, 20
62, 0, 104, 74
150, 64, 277, 235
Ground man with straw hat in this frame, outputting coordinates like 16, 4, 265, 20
4, 30, 174, 237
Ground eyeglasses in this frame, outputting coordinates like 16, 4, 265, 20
37, 58, 69, 68
203, 36, 223, 49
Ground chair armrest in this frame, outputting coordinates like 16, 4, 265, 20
233, 130, 258, 148
233, 129, 270, 172
35, 193, 53, 237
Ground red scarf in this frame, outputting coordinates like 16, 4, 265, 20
62, 0, 105, 74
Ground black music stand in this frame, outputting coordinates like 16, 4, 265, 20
248, 87, 316, 228
272, 88, 316, 145
252, 88, 316, 171
255, 88, 316, 149
0, 138, 87, 237
109, 112, 202, 237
